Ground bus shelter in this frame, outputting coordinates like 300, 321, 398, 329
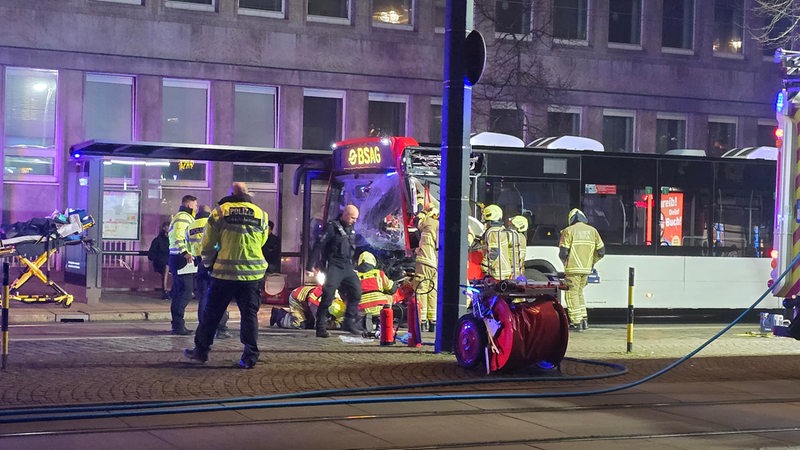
66, 140, 330, 304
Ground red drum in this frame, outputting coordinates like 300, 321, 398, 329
262, 273, 289, 305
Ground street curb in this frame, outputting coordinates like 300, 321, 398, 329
8, 309, 273, 324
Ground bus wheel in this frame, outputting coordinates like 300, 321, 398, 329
455, 314, 486, 369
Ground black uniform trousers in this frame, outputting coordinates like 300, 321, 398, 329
169, 254, 195, 332
194, 260, 229, 331
194, 277, 262, 364
318, 263, 361, 328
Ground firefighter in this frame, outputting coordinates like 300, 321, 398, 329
306, 204, 364, 338
480, 204, 516, 280
559, 208, 605, 331
509, 215, 528, 278
414, 207, 438, 332
184, 182, 268, 369
270, 285, 344, 330
167, 194, 197, 335
356, 251, 397, 328
186, 204, 230, 339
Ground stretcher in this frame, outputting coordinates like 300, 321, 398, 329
455, 276, 570, 373
0, 210, 97, 308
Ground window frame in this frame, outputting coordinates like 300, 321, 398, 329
661, 0, 695, 53
707, 115, 738, 155
237, 0, 285, 18
547, 105, 583, 136
371, 0, 415, 30
655, 113, 688, 154
302, 88, 345, 150
233, 83, 278, 148
162, 78, 211, 145
602, 108, 636, 153
493, 0, 533, 38
85, 73, 135, 142
367, 92, 409, 137
307, 0, 352, 25
165, 0, 216, 12
607, 0, 642, 49
552, 0, 589, 46
712, 0, 745, 58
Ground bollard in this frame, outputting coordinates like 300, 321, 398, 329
626, 267, 634, 354
2, 262, 9, 370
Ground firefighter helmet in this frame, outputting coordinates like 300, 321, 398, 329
567, 208, 587, 225
358, 251, 377, 267
511, 215, 528, 233
483, 204, 503, 222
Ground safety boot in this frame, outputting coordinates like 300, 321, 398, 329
316, 326, 330, 338
580, 319, 589, 331
428, 321, 436, 333
342, 317, 366, 336
183, 348, 208, 363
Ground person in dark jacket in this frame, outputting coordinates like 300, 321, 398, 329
306, 204, 364, 338
262, 220, 281, 273
147, 221, 171, 299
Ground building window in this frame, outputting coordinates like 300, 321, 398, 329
552, 0, 587, 41
162, 78, 209, 144
233, 163, 278, 189
368, 94, 407, 137
303, 89, 343, 150
757, 120, 777, 147
707, 117, 737, 157
490, 107, 524, 140
308, 0, 349, 22
662, 0, 693, 50
602, 110, 635, 152
165, 0, 215, 11
608, 0, 641, 45
159, 160, 208, 187
435, 0, 446, 32
3, 67, 58, 182
238, 0, 283, 16
85, 74, 134, 142
495, 0, 532, 35
430, 101, 442, 144
372, 0, 413, 26
234, 84, 276, 147
713, 0, 743, 55
96, 0, 143, 4
656, 115, 687, 154
547, 108, 581, 136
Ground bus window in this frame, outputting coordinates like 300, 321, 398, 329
658, 159, 713, 255
714, 161, 774, 257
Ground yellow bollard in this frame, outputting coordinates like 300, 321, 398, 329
626, 267, 634, 353
2, 262, 9, 370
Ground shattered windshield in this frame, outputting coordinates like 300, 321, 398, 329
328, 172, 405, 252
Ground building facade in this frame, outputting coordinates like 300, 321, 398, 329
0, 0, 781, 289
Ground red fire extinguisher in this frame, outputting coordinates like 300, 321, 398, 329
380, 304, 395, 346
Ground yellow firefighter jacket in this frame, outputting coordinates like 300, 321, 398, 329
416, 213, 438, 269
559, 221, 605, 275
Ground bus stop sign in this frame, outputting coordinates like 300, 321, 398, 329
465, 30, 486, 86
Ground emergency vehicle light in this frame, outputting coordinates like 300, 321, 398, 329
777, 91, 785, 112
771, 249, 779, 259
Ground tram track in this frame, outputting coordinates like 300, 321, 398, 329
3, 394, 800, 447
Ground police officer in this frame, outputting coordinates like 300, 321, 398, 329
480, 204, 515, 280
559, 208, 605, 331
306, 204, 363, 338
168, 194, 197, 335
186, 204, 230, 339
184, 182, 268, 369
414, 208, 438, 332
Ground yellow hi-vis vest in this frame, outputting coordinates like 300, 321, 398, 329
559, 221, 604, 275
168, 210, 194, 255
201, 201, 268, 281
186, 216, 208, 257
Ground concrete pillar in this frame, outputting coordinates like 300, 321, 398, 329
135, 75, 162, 141
280, 85, 303, 149
408, 94, 430, 140
345, 90, 368, 139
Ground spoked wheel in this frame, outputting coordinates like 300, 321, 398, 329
454, 314, 487, 369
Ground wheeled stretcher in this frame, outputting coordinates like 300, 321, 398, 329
0, 210, 96, 308
455, 276, 570, 373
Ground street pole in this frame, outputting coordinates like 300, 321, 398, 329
436, 0, 472, 353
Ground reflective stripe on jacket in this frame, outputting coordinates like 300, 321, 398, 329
357, 268, 394, 311
559, 221, 605, 275
168, 210, 194, 255
416, 214, 438, 268
201, 200, 268, 281
186, 216, 208, 257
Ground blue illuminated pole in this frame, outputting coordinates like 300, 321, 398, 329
435, 0, 472, 353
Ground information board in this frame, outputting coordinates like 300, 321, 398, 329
102, 190, 141, 240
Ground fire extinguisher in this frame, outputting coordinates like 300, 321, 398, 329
406, 295, 422, 348
380, 304, 395, 346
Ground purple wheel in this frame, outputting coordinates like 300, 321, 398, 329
455, 314, 486, 369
